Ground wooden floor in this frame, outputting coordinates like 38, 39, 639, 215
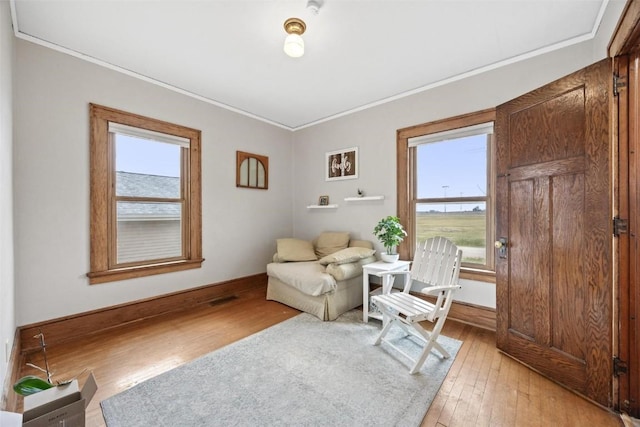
15, 286, 622, 427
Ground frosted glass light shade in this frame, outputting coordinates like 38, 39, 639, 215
284, 34, 304, 58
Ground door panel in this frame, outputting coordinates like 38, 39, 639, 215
509, 87, 586, 167
496, 58, 612, 407
551, 173, 585, 360
508, 179, 535, 338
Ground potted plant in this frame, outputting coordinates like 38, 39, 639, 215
373, 216, 407, 262
13, 332, 82, 396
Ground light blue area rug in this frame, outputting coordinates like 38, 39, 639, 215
101, 310, 461, 427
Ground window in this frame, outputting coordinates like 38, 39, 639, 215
88, 104, 203, 284
397, 109, 496, 280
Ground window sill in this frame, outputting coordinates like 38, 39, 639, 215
87, 258, 204, 284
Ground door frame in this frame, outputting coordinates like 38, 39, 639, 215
610, 1, 640, 417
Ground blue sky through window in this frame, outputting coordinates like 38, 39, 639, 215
115, 134, 181, 178
416, 134, 487, 202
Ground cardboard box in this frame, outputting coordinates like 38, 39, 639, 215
21, 373, 98, 427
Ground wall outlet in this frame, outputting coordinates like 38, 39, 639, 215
5, 339, 9, 362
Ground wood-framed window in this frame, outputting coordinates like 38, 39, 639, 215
397, 108, 496, 282
88, 104, 203, 284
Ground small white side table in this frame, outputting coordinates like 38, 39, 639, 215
362, 260, 411, 322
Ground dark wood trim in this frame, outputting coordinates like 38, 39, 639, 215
620, 51, 640, 417
0, 329, 22, 412
609, 0, 640, 57
611, 3, 640, 416
447, 300, 496, 331
19, 274, 267, 353
397, 108, 496, 140
628, 51, 640, 420
614, 54, 631, 414
87, 258, 205, 284
396, 129, 412, 260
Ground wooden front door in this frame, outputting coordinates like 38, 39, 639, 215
495, 58, 613, 407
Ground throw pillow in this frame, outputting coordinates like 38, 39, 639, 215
314, 231, 350, 258
276, 238, 317, 262
325, 256, 376, 281
318, 247, 376, 265
349, 239, 374, 249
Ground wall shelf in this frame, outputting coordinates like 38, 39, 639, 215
307, 204, 339, 209
344, 195, 385, 201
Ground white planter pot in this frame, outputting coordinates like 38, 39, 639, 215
380, 252, 400, 263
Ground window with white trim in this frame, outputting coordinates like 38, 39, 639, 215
88, 104, 203, 284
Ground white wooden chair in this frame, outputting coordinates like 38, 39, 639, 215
371, 236, 462, 374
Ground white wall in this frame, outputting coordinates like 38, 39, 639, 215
289, 1, 625, 309
13, 40, 294, 326
0, 0, 14, 395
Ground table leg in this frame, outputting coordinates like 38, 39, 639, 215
362, 271, 369, 322
380, 275, 396, 328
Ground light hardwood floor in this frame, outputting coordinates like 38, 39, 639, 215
16, 286, 622, 427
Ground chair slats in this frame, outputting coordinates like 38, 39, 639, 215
372, 293, 435, 320
411, 237, 458, 290
371, 236, 462, 374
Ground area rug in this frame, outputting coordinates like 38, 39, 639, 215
101, 310, 462, 427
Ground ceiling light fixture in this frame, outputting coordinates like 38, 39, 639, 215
283, 17, 306, 58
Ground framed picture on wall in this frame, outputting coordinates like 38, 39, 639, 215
325, 147, 358, 181
318, 195, 330, 206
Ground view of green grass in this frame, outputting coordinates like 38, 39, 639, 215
416, 211, 486, 263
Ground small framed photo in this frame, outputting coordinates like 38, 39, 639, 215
326, 147, 358, 181
318, 195, 330, 206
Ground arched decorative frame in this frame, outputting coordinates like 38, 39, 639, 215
236, 151, 269, 189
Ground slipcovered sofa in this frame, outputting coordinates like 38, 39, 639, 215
266, 232, 376, 320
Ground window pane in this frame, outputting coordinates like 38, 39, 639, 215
116, 202, 182, 264
257, 161, 265, 187
416, 134, 487, 199
115, 134, 181, 198
239, 158, 249, 186
416, 202, 486, 265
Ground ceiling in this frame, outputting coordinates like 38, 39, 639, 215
11, 0, 624, 130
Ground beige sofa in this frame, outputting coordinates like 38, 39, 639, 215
266, 232, 376, 320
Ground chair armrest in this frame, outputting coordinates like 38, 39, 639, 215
419, 284, 461, 295
375, 270, 410, 278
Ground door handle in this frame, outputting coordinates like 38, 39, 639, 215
495, 237, 508, 259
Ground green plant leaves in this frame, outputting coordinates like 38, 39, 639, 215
13, 375, 53, 396
373, 216, 407, 253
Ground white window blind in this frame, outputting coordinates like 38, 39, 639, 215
408, 122, 493, 147
108, 122, 189, 147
